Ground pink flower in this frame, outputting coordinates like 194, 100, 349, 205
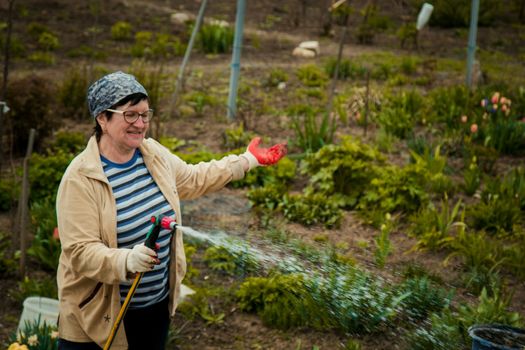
53, 227, 60, 241
461, 115, 468, 123
500, 97, 507, 105
501, 104, 508, 113
470, 123, 478, 133
491, 92, 500, 104
481, 99, 487, 107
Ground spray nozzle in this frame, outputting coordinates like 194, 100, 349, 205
160, 216, 177, 230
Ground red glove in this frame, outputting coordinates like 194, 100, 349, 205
242, 137, 287, 170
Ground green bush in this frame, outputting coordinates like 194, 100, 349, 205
425, 85, 470, 129
10, 275, 58, 304
324, 57, 366, 80
466, 195, 521, 235
237, 274, 323, 330
296, 64, 328, 87
203, 245, 257, 276
58, 66, 91, 120
301, 136, 385, 208
37, 32, 59, 51
28, 199, 60, 271
247, 184, 287, 211
0, 232, 17, 276
375, 90, 424, 139
399, 276, 452, 321
288, 104, 335, 153
111, 21, 132, 41
281, 192, 343, 228
232, 156, 296, 189
29, 149, 75, 204
0, 177, 17, 212
7, 75, 60, 154
198, 22, 234, 54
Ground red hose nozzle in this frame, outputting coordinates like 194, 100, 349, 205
160, 216, 177, 230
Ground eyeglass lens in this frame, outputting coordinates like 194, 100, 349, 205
123, 110, 153, 123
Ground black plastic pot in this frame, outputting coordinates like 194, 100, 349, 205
468, 324, 525, 350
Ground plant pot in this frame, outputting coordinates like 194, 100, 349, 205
17, 297, 59, 332
468, 324, 525, 350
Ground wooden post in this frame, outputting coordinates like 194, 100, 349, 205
364, 70, 370, 137
19, 128, 36, 278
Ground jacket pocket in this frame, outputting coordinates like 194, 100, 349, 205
79, 282, 103, 309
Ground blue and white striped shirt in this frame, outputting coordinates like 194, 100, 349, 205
101, 149, 174, 309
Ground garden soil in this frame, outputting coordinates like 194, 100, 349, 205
1, 0, 524, 349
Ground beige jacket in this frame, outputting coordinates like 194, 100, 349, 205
56, 136, 246, 349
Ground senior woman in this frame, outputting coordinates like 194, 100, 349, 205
56, 71, 287, 350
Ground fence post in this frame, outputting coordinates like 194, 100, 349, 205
19, 128, 36, 278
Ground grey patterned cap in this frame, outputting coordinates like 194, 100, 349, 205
87, 71, 148, 118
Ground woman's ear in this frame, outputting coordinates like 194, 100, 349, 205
96, 113, 107, 131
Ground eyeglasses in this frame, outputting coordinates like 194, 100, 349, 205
106, 108, 154, 124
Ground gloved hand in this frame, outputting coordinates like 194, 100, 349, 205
241, 137, 288, 171
126, 244, 159, 273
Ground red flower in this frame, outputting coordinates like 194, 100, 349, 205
470, 124, 478, 133
53, 227, 60, 241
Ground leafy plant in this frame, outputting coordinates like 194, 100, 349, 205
37, 32, 59, 51
356, 4, 390, 44
8, 318, 58, 350
264, 68, 288, 88
222, 123, 254, 149
409, 196, 465, 251
301, 135, 385, 208
296, 65, 328, 88
237, 274, 323, 330
324, 58, 366, 80
111, 21, 132, 41
462, 156, 482, 196
58, 66, 92, 120
10, 276, 58, 304
374, 215, 393, 268
399, 276, 452, 321
184, 91, 218, 117
0, 232, 17, 276
29, 150, 75, 204
28, 199, 60, 271
281, 192, 343, 228
288, 105, 335, 153
375, 90, 424, 139
177, 288, 225, 325
0, 177, 17, 212
197, 21, 234, 54
466, 194, 521, 235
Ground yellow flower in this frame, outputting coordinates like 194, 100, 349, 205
7, 342, 21, 350
19, 345, 29, 350
27, 334, 38, 346
50, 330, 59, 339
16, 331, 24, 343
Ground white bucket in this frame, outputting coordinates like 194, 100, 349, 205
17, 297, 59, 332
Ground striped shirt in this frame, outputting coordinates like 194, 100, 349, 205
101, 149, 174, 309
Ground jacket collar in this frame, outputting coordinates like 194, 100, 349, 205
78, 136, 159, 183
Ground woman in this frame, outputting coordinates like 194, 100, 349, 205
56, 71, 287, 350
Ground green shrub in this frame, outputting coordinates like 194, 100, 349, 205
177, 288, 225, 325
58, 66, 91, 120
264, 68, 288, 88
466, 195, 521, 235
374, 217, 393, 268
28, 199, 60, 271
281, 192, 343, 228
426, 85, 470, 129
358, 163, 430, 215
0, 177, 17, 212
324, 57, 366, 80
183, 91, 218, 117
10, 275, 58, 304
296, 64, 328, 87
37, 32, 59, 51
232, 156, 296, 189
399, 276, 452, 321
302, 136, 384, 208
29, 149, 75, 204
222, 123, 254, 149
0, 232, 17, 276
462, 156, 482, 196
7, 75, 60, 154
28, 51, 55, 65
288, 105, 335, 153
247, 184, 287, 211
111, 21, 132, 41
375, 90, 424, 139
237, 274, 322, 330
356, 4, 390, 44
203, 246, 257, 276
198, 21, 234, 54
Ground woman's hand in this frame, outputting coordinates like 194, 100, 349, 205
241, 137, 287, 171
126, 244, 159, 273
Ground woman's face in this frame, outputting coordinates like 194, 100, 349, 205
97, 99, 150, 156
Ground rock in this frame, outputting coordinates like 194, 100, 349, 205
298, 40, 320, 55
292, 47, 316, 58
171, 12, 194, 26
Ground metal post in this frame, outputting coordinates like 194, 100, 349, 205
466, 0, 480, 89
227, 0, 247, 121
172, 0, 208, 106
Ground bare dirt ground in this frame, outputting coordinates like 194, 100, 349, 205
1, 0, 524, 349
